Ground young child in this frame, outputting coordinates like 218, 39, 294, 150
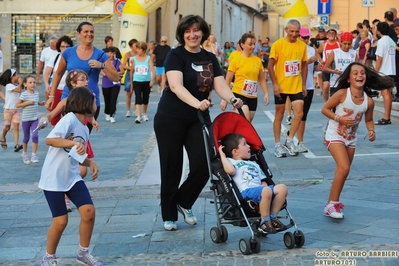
0, 69, 23, 152
39, 69, 96, 212
218, 133, 288, 234
15, 76, 45, 164
101, 47, 123, 123
321, 62, 395, 219
39, 87, 103, 266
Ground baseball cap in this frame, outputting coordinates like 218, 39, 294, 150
327, 28, 337, 33
340, 32, 353, 42
299, 27, 311, 37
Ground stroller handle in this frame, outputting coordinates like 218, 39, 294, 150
197, 100, 244, 125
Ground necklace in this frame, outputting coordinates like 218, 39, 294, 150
351, 91, 363, 98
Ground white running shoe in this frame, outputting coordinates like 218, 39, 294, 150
105, 114, 111, 121
135, 116, 141, 124
110, 116, 116, 123
142, 114, 149, 122
297, 142, 308, 153
126, 111, 131, 117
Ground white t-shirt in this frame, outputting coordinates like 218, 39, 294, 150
375, 35, 396, 75
306, 45, 316, 90
40, 47, 59, 70
4, 83, 20, 109
227, 158, 265, 192
330, 48, 357, 87
38, 112, 89, 192
0, 50, 3, 74
47, 53, 66, 90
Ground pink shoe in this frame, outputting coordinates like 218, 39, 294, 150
324, 202, 344, 219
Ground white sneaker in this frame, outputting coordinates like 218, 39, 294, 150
105, 114, 111, 121
283, 139, 298, 156
164, 221, 177, 231
110, 116, 116, 123
126, 111, 131, 117
177, 204, 197, 225
297, 142, 308, 153
142, 114, 149, 122
135, 116, 141, 124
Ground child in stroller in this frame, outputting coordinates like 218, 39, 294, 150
218, 133, 288, 234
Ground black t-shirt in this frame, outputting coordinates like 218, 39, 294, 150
157, 46, 223, 120
153, 44, 171, 66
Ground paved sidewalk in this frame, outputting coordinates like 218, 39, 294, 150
0, 86, 398, 265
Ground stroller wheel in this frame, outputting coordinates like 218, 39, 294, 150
250, 237, 261, 253
239, 238, 251, 255
210, 227, 227, 243
220, 225, 228, 242
294, 230, 305, 247
283, 232, 296, 249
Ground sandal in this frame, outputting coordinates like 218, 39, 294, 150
1, 139, 6, 150
14, 144, 23, 152
374, 118, 391, 125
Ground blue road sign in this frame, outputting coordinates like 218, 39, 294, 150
320, 15, 330, 26
318, 0, 331, 15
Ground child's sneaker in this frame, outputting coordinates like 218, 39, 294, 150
65, 199, 72, 212
41, 255, 58, 266
258, 221, 276, 234
31, 154, 39, 163
270, 218, 287, 231
22, 153, 31, 165
177, 204, 197, 225
324, 202, 345, 219
164, 221, 177, 231
76, 250, 103, 266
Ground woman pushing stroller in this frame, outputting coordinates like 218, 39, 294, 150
218, 133, 288, 234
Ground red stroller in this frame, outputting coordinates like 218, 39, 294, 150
199, 111, 305, 255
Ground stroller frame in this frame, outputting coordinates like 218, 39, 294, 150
199, 111, 305, 255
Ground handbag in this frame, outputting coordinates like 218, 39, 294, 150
366, 46, 377, 61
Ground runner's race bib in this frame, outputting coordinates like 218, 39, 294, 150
284, 60, 300, 77
135, 65, 149, 75
242, 79, 258, 97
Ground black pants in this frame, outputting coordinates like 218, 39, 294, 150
87, 106, 100, 134
154, 112, 210, 222
133, 81, 150, 105
102, 85, 120, 116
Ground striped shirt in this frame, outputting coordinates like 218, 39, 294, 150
19, 91, 40, 122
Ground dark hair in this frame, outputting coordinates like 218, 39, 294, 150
239, 33, 255, 49
351, 29, 359, 35
334, 62, 395, 97
224, 42, 230, 49
372, 19, 380, 25
76, 22, 93, 33
220, 133, 244, 158
128, 38, 138, 47
384, 11, 394, 22
377, 22, 390, 35
56, 35, 74, 52
309, 38, 317, 47
22, 75, 35, 89
362, 19, 370, 27
64, 86, 95, 115
395, 21, 399, 28
356, 22, 363, 29
104, 46, 116, 53
104, 36, 113, 44
65, 69, 88, 91
0, 69, 16, 86
175, 15, 210, 46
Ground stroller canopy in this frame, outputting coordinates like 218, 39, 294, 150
211, 112, 265, 152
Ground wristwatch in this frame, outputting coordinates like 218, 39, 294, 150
101, 63, 106, 69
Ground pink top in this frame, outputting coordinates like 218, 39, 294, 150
358, 39, 371, 60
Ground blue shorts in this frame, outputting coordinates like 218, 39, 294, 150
241, 185, 275, 204
43, 180, 93, 217
156, 67, 165, 76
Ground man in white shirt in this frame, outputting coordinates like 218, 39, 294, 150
36, 36, 59, 97
375, 22, 396, 125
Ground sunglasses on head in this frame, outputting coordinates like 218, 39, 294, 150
301, 36, 310, 40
